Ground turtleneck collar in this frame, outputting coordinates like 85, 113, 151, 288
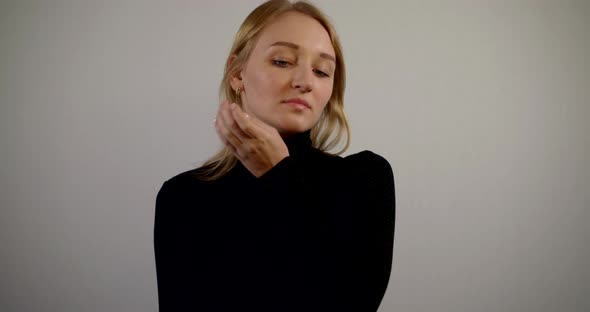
283, 129, 312, 157
231, 130, 313, 179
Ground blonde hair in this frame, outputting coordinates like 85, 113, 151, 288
198, 0, 350, 180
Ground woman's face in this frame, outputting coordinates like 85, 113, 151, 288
234, 11, 336, 137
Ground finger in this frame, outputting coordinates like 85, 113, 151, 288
220, 102, 250, 142
230, 103, 259, 138
215, 117, 238, 154
231, 103, 274, 137
215, 106, 242, 150
214, 111, 229, 145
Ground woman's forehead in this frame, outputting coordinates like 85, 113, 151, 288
254, 11, 335, 57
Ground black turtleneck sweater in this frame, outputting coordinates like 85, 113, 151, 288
154, 130, 395, 312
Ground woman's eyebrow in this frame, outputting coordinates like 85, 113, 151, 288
269, 41, 335, 63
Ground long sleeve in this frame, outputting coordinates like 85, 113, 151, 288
351, 151, 396, 311
155, 180, 208, 311
255, 151, 396, 311
154, 181, 182, 311
155, 177, 240, 311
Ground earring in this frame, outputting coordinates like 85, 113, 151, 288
236, 87, 241, 98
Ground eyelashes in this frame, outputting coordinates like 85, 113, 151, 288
271, 59, 290, 67
313, 69, 329, 78
271, 59, 331, 78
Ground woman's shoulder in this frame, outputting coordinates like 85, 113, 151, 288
155, 167, 221, 215
339, 151, 395, 204
342, 150, 393, 172
311, 148, 393, 175
158, 166, 213, 194
337, 150, 395, 185
343, 150, 391, 165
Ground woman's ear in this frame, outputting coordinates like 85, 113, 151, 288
228, 54, 243, 91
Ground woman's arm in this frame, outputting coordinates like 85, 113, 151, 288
154, 180, 193, 311
154, 179, 224, 311
251, 151, 396, 312
356, 152, 396, 311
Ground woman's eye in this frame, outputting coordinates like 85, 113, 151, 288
314, 69, 330, 78
272, 60, 290, 67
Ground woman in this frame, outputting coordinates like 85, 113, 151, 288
154, 1, 395, 311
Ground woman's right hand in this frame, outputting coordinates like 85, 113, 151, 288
214, 101, 290, 178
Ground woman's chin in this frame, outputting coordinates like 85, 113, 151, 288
276, 124, 312, 138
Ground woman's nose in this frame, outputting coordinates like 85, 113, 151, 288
291, 65, 313, 93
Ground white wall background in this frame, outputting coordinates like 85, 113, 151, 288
1, 0, 589, 311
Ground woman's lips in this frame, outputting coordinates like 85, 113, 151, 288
282, 98, 311, 109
